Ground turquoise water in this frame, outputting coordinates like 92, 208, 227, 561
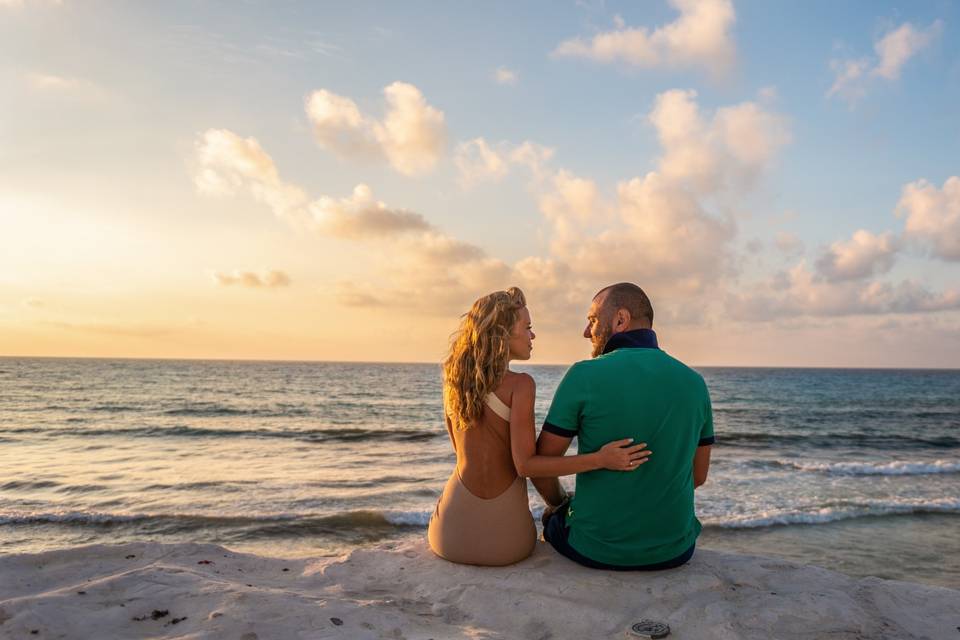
1, 358, 958, 588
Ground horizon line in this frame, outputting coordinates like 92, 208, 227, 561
2, 354, 959, 372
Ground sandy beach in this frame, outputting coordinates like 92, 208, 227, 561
1, 539, 957, 640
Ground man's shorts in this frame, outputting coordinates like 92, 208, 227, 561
543, 504, 695, 571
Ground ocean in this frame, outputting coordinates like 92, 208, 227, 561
1, 358, 958, 589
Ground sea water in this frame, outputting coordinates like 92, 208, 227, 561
1, 358, 957, 588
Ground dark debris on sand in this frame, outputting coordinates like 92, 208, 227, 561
132, 609, 169, 622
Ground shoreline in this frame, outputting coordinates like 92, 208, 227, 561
4, 510, 958, 591
1, 539, 957, 639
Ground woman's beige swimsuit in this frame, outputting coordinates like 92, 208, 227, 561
427, 393, 537, 566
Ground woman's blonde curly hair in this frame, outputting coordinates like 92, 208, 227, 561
443, 287, 527, 430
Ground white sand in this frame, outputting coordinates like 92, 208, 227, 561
1, 540, 957, 639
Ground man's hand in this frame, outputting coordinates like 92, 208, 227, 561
540, 493, 572, 527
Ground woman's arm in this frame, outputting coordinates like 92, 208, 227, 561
508, 373, 650, 478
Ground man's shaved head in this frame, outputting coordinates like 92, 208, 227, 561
594, 282, 654, 328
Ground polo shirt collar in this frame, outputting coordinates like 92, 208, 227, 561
602, 328, 659, 354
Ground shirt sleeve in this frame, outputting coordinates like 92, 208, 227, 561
698, 384, 715, 446
542, 363, 587, 438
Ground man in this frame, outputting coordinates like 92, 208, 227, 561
533, 283, 714, 570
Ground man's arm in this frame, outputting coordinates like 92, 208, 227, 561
693, 445, 711, 488
532, 431, 573, 506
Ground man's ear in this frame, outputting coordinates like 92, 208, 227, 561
615, 309, 632, 330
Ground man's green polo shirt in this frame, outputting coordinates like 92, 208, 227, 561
543, 329, 714, 567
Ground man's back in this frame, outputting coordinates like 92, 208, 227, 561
544, 342, 713, 566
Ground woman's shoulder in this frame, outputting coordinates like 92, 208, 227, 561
502, 370, 535, 392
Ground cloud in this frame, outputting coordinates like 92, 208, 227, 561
24, 72, 107, 100
454, 138, 554, 187
26, 73, 82, 90
305, 81, 447, 176
309, 185, 432, 238
728, 262, 960, 320
517, 88, 787, 323
194, 129, 309, 227
614, 171, 735, 283
775, 232, 804, 257
336, 238, 512, 315
828, 20, 943, 104
537, 170, 610, 251
454, 138, 508, 186
194, 128, 430, 239
212, 270, 291, 288
332, 283, 389, 308
648, 89, 790, 193
872, 20, 944, 79
194, 128, 508, 314
193, 85, 790, 328
553, 0, 736, 77
897, 176, 960, 261
525, 172, 735, 323
826, 58, 871, 103
22, 297, 45, 309
493, 67, 519, 85
814, 230, 899, 282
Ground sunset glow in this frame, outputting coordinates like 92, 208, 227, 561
2, 1, 958, 366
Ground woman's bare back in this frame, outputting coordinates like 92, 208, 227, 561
449, 372, 524, 499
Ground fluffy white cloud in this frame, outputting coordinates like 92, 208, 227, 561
648, 89, 790, 193
305, 82, 447, 176
517, 89, 786, 323
454, 138, 508, 186
493, 67, 519, 85
897, 176, 960, 261
537, 170, 607, 246
828, 20, 942, 104
728, 262, 960, 320
194, 128, 506, 314
553, 0, 736, 77
614, 172, 735, 283
528, 173, 734, 322
213, 270, 291, 288
308, 185, 431, 238
194, 129, 431, 239
193, 129, 309, 226
815, 230, 899, 282
454, 138, 554, 186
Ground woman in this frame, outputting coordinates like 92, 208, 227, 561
427, 287, 651, 566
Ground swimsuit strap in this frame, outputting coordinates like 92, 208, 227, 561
485, 392, 511, 422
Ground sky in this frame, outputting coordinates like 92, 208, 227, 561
1, 0, 959, 367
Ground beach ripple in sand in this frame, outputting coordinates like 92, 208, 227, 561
0, 541, 957, 639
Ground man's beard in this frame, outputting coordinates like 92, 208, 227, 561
590, 324, 612, 358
